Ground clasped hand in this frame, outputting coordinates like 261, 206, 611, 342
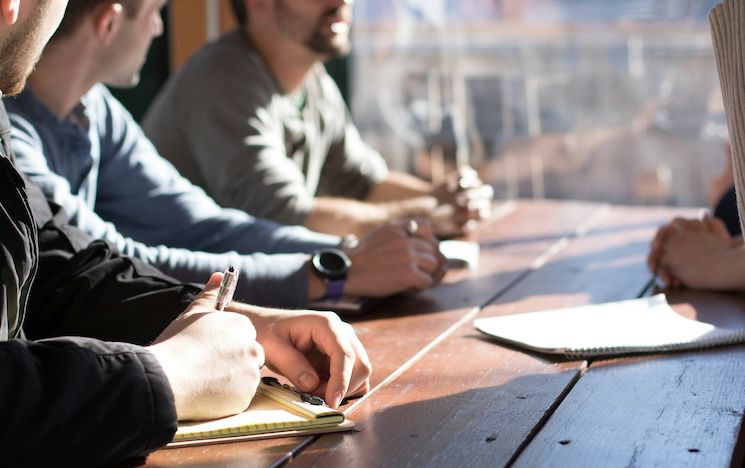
431, 166, 494, 237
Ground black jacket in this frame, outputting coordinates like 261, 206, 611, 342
0, 101, 201, 466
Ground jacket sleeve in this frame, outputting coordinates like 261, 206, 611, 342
94, 85, 340, 255
22, 182, 201, 344
0, 337, 177, 466
9, 87, 341, 257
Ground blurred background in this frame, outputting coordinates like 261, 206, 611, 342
126, 0, 728, 208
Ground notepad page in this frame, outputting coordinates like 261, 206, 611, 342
175, 393, 336, 441
474, 295, 745, 357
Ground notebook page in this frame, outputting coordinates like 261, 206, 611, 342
474, 295, 731, 356
175, 392, 332, 440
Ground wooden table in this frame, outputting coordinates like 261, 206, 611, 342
140, 200, 745, 468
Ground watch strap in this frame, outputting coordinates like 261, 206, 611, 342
322, 279, 346, 301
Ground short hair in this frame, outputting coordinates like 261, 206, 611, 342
230, 0, 248, 27
53, 0, 144, 39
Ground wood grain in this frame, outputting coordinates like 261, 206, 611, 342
140, 200, 604, 466
513, 291, 745, 468
288, 205, 692, 467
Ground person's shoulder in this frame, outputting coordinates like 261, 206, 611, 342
173, 30, 275, 95
84, 84, 134, 122
6, 87, 49, 123
6, 89, 55, 144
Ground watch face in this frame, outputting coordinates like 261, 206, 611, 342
313, 248, 351, 280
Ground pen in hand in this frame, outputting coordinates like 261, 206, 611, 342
215, 266, 239, 311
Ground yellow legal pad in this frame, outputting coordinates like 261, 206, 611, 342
169, 380, 354, 447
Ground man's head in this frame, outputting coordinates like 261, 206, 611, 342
52, 0, 165, 88
237, 0, 354, 60
0, 0, 69, 96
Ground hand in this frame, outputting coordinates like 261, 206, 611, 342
431, 166, 493, 237
343, 219, 447, 297
148, 273, 265, 421
229, 306, 372, 409
650, 216, 744, 290
648, 217, 701, 280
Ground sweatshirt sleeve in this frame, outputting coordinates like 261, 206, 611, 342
0, 337, 177, 466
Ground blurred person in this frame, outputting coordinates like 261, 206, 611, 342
143, 0, 494, 238
8, 0, 446, 310
0, 0, 370, 465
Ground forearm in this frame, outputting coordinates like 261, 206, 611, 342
305, 196, 437, 237
365, 172, 434, 203
0, 338, 176, 465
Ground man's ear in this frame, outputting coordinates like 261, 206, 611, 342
1, 0, 20, 26
91, 2, 124, 45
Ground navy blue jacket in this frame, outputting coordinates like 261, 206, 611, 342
0, 100, 196, 466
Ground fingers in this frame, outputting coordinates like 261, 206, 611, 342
647, 225, 671, 273
265, 342, 321, 393
397, 217, 436, 242
260, 313, 372, 409
313, 317, 362, 408
704, 214, 732, 239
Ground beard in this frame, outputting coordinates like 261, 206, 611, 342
305, 23, 351, 59
0, 2, 49, 96
276, 1, 351, 59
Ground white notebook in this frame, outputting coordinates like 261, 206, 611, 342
474, 295, 745, 359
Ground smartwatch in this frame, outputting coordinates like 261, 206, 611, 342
310, 248, 351, 301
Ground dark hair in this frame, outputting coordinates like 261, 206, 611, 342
230, 0, 248, 27
54, 0, 144, 39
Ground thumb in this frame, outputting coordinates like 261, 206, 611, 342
194, 272, 224, 302
266, 342, 320, 393
205, 271, 223, 289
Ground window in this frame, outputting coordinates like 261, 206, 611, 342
351, 0, 726, 206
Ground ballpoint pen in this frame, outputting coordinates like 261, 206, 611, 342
215, 266, 239, 312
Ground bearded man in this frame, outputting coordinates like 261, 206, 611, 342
143, 0, 494, 238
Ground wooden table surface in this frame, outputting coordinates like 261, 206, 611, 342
138, 200, 745, 468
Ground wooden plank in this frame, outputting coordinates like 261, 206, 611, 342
513, 290, 745, 468
219, 0, 238, 33
289, 205, 694, 467
351, 200, 605, 383
168, 0, 207, 72
140, 200, 605, 466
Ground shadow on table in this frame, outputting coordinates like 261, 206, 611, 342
303, 371, 581, 467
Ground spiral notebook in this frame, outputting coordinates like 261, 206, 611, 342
169, 378, 355, 447
474, 295, 745, 359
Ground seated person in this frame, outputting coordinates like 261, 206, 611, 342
142, 0, 494, 238
8, 0, 446, 310
648, 144, 744, 289
709, 147, 741, 236
0, 1, 370, 465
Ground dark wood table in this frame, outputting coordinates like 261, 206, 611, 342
140, 200, 745, 468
